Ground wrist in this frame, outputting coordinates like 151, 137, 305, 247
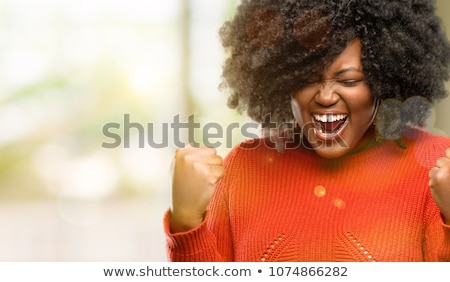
169, 208, 205, 233
444, 215, 450, 226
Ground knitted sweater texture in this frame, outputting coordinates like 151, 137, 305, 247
164, 129, 450, 261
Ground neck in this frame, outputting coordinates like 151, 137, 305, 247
348, 126, 379, 156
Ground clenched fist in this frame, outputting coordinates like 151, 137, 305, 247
170, 145, 224, 233
429, 148, 450, 225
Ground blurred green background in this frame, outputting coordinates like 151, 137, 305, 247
0, 0, 448, 261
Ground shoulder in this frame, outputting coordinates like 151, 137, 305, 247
222, 136, 312, 170
223, 138, 277, 164
222, 137, 301, 167
404, 127, 449, 147
215, 138, 279, 195
403, 127, 450, 169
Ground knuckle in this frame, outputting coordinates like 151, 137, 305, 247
436, 157, 449, 168
217, 167, 225, 178
429, 167, 438, 176
175, 146, 190, 157
204, 146, 217, 155
434, 170, 450, 185
183, 152, 194, 163
214, 155, 224, 164
191, 160, 204, 170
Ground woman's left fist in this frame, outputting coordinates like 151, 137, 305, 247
429, 148, 450, 225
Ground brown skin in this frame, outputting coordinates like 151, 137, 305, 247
292, 40, 377, 159
429, 147, 450, 225
170, 145, 224, 233
169, 40, 450, 233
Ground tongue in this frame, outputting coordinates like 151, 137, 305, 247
319, 119, 346, 133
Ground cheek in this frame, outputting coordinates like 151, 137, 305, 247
346, 93, 376, 138
293, 92, 315, 122
346, 88, 374, 117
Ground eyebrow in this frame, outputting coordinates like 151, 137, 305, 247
334, 67, 363, 76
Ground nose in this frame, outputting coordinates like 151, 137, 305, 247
314, 82, 340, 107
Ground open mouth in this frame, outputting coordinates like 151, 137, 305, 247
312, 113, 348, 139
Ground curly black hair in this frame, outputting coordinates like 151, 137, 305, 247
219, 0, 450, 142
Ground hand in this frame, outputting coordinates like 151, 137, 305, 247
170, 145, 224, 233
429, 148, 450, 225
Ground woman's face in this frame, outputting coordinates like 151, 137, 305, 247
292, 39, 376, 159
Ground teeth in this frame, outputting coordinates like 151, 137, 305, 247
313, 114, 347, 123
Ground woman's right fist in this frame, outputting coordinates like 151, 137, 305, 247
170, 145, 224, 233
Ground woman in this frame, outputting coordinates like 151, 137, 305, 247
164, 0, 450, 261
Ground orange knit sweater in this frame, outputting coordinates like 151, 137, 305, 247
164, 128, 450, 261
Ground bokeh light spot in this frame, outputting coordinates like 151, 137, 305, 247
314, 185, 327, 198
333, 198, 346, 209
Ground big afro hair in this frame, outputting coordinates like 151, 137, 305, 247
219, 0, 450, 141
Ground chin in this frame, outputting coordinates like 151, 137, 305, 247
304, 133, 354, 159
313, 147, 350, 159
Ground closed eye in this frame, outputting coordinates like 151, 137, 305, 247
338, 80, 363, 87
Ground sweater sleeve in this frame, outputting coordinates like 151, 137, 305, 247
163, 206, 231, 261
422, 193, 450, 261
163, 144, 243, 261
422, 134, 450, 261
